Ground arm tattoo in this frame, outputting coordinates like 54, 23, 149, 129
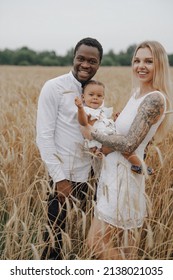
92, 93, 165, 154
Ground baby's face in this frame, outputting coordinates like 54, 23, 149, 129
83, 84, 104, 109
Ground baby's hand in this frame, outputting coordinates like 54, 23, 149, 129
75, 96, 83, 108
112, 112, 120, 121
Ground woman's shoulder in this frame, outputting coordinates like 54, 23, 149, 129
147, 90, 165, 97
144, 91, 166, 106
140, 91, 166, 118
133, 89, 165, 100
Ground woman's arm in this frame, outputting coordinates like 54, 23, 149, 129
91, 93, 165, 154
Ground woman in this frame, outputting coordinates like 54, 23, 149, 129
82, 41, 172, 259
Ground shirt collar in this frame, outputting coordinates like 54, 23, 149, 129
69, 71, 82, 88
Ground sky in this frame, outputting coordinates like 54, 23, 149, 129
0, 0, 173, 55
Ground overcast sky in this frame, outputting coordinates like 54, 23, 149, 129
1, 0, 173, 55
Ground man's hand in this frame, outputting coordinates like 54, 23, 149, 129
55, 180, 72, 204
101, 145, 114, 155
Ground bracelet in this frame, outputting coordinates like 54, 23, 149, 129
131, 165, 153, 175
131, 165, 142, 174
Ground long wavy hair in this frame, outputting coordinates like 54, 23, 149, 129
131, 41, 172, 143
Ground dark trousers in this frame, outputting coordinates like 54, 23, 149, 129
41, 181, 91, 260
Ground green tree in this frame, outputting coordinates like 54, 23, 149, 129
126, 44, 136, 56
37, 50, 61, 66
101, 55, 115, 66
0, 49, 14, 64
168, 54, 173, 66
62, 48, 74, 66
13, 47, 37, 65
0, 44, 172, 66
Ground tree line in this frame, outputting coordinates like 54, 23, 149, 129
0, 45, 173, 66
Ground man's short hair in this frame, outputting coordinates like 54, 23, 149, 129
74, 37, 103, 62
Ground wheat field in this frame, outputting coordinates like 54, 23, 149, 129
0, 66, 173, 260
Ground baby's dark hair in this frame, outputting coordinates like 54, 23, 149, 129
82, 79, 105, 93
74, 37, 103, 62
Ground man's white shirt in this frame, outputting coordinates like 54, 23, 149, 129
36, 71, 91, 183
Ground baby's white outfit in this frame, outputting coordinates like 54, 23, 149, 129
83, 106, 115, 149
95, 91, 166, 229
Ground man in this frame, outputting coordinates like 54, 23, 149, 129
36, 37, 103, 259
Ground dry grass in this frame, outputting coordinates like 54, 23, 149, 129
0, 66, 173, 260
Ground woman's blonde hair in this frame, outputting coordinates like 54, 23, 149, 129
132, 41, 172, 143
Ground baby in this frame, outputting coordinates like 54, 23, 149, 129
75, 79, 153, 175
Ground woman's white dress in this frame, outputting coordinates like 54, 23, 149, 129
94, 91, 166, 229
